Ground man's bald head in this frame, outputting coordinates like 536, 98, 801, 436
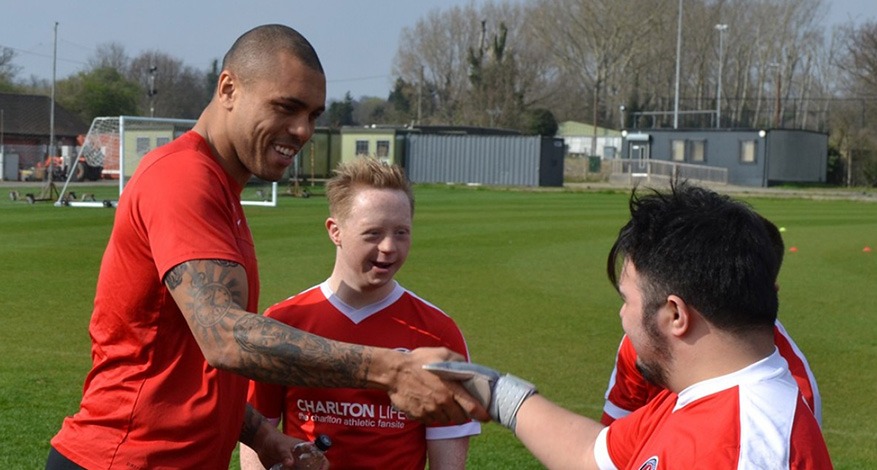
221, 24, 324, 85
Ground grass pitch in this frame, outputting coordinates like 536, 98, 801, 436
1, 183, 875, 468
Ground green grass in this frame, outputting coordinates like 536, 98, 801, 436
1, 184, 875, 468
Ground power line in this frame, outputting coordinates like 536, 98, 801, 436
327, 74, 389, 84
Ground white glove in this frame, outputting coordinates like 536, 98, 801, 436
424, 361, 537, 432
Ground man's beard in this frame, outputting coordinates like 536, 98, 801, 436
635, 310, 673, 389
636, 357, 669, 389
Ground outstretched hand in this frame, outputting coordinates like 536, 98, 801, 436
424, 360, 538, 432
387, 348, 490, 424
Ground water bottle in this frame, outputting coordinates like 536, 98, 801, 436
270, 434, 332, 470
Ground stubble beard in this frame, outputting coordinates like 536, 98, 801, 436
636, 310, 673, 389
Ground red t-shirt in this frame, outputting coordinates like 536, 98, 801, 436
595, 351, 832, 469
51, 131, 260, 469
601, 320, 822, 426
248, 282, 481, 470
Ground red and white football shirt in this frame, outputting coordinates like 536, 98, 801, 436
601, 320, 822, 426
594, 351, 832, 469
248, 281, 480, 469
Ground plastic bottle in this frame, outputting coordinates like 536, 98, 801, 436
270, 434, 332, 470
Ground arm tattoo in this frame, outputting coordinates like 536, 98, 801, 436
165, 264, 184, 289
168, 259, 375, 389
167, 259, 247, 348
233, 314, 371, 388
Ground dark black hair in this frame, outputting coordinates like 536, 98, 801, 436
607, 181, 779, 333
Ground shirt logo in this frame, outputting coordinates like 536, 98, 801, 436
638, 456, 659, 470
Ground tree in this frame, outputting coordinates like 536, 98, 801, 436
88, 42, 130, 75
324, 92, 355, 128
523, 108, 558, 136
387, 77, 415, 123
129, 51, 211, 119
834, 20, 877, 186
0, 47, 20, 92
529, 0, 669, 138
353, 97, 389, 125
205, 59, 220, 98
466, 20, 525, 129
393, 1, 553, 127
59, 67, 140, 123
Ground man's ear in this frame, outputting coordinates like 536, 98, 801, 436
665, 294, 693, 338
217, 71, 236, 110
326, 218, 341, 246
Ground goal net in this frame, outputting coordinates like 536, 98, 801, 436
56, 116, 277, 207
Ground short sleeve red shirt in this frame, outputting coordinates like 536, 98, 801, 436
248, 282, 481, 469
601, 320, 822, 426
594, 351, 832, 469
51, 131, 260, 469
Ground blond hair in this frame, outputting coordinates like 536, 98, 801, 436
326, 158, 414, 221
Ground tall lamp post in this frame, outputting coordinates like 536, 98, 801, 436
48, 21, 58, 185
148, 66, 158, 117
715, 24, 728, 128
673, 0, 683, 128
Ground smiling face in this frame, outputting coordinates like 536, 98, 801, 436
327, 186, 412, 301
617, 260, 673, 388
224, 51, 326, 183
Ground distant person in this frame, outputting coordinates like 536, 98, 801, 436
427, 181, 832, 468
241, 158, 480, 470
47, 24, 484, 470
600, 216, 823, 426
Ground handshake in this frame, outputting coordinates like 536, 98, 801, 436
424, 362, 538, 432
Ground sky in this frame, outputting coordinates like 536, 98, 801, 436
2, 0, 875, 102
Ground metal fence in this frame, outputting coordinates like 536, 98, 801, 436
609, 159, 728, 186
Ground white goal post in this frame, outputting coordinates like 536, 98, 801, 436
56, 116, 277, 208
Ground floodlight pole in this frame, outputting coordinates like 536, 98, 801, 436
148, 65, 158, 117
715, 24, 728, 128
49, 21, 58, 184
673, 0, 683, 129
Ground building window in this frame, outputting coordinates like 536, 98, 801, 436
376, 140, 390, 158
691, 140, 706, 163
136, 137, 151, 156
355, 140, 369, 156
156, 137, 170, 147
740, 140, 757, 164
671, 140, 685, 162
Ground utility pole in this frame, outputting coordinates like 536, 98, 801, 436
715, 24, 728, 128
673, 0, 683, 128
39, 21, 60, 201
48, 21, 58, 184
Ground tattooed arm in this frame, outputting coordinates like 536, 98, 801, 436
164, 259, 488, 424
